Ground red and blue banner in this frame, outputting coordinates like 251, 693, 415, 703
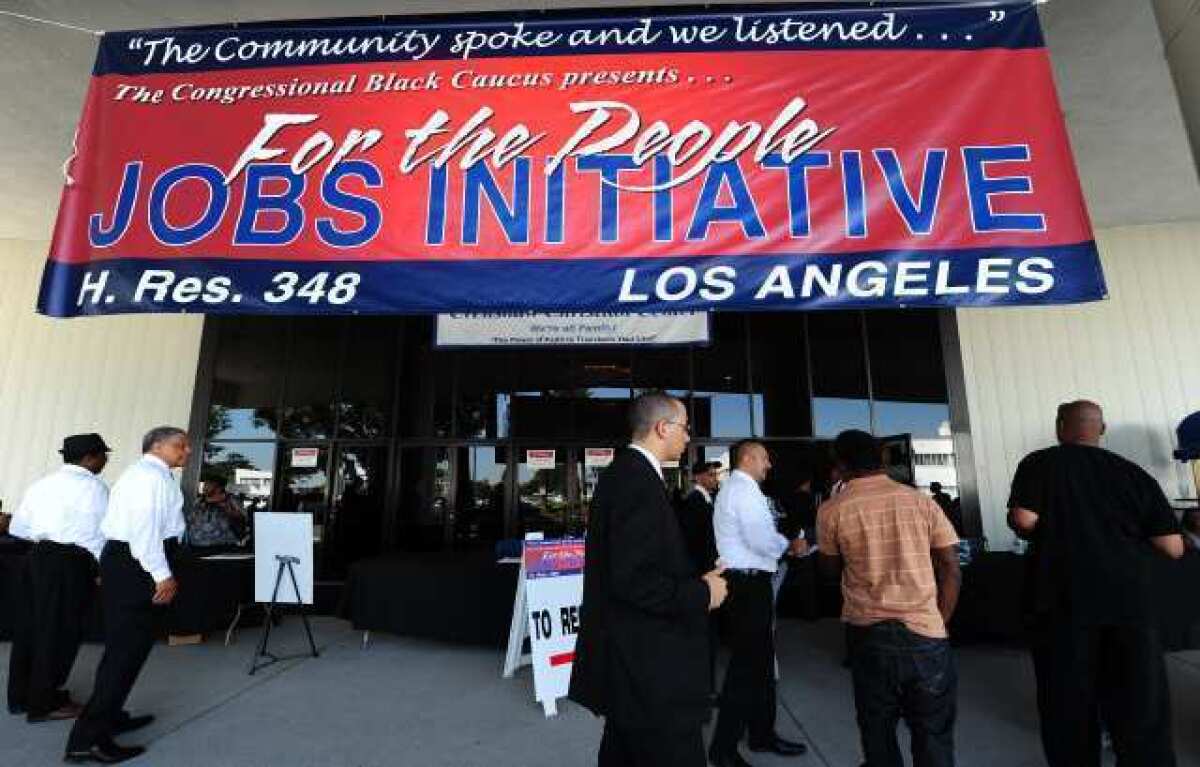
39, 1, 1106, 317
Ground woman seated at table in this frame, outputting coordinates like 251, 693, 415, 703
187, 476, 247, 552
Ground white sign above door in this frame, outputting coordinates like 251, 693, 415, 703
435, 312, 709, 348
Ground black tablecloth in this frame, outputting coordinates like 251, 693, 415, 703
0, 545, 255, 641
777, 549, 1199, 651
777, 555, 838, 621
0, 541, 104, 641
949, 550, 1200, 650
337, 547, 1199, 651
340, 552, 519, 646
947, 552, 1027, 644
168, 551, 257, 636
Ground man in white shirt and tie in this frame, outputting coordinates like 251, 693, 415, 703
6, 434, 110, 723
710, 440, 808, 767
66, 426, 190, 765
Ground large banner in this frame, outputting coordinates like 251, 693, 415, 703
39, 2, 1105, 317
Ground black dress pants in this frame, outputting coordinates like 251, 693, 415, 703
598, 719, 706, 767
712, 571, 777, 754
68, 542, 157, 750
707, 613, 720, 695
1030, 621, 1176, 767
7, 544, 94, 716
28, 543, 94, 716
6, 555, 35, 713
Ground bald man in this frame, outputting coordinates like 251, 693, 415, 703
1008, 400, 1185, 767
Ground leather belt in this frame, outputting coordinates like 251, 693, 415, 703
725, 568, 772, 578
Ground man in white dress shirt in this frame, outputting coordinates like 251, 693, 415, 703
66, 426, 190, 765
7, 434, 110, 723
710, 440, 808, 767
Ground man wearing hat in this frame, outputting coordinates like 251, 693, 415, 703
7, 434, 111, 723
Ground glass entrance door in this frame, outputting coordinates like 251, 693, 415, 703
327, 445, 388, 578
515, 446, 578, 538
275, 443, 330, 570
515, 444, 635, 538
880, 433, 915, 486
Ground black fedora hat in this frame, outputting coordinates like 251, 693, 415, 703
59, 433, 111, 459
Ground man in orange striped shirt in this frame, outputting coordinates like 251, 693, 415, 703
818, 430, 961, 767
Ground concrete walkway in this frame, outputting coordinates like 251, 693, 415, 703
1, 618, 1196, 766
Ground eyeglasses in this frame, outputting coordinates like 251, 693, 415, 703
663, 420, 692, 435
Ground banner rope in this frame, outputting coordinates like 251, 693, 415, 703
0, 10, 103, 36
0, 1, 1055, 40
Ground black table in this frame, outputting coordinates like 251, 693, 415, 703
0, 541, 104, 642
337, 546, 1200, 651
0, 545, 255, 642
777, 555, 839, 621
168, 550, 258, 638
949, 550, 1200, 651
340, 552, 519, 646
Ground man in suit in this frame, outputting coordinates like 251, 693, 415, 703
678, 461, 721, 575
570, 392, 729, 767
677, 460, 723, 701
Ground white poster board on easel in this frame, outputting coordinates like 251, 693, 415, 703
254, 512, 314, 604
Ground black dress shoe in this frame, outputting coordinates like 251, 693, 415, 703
708, 746, 755, 767
27, 702, 83, 723
63, 740, 145, 764
114, 714, 154, 734
748, 734, 808, 756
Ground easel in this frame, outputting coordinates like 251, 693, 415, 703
502, 533, 541, 681
248, 554, 319, 675
501, 556, 533, 680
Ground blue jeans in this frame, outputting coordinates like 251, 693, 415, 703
848, 621, 957, 767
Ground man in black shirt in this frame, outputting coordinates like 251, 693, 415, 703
1008, 400, 1185, 767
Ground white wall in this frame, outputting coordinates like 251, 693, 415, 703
957, 221, 1200, 546
0, 238, 203, 508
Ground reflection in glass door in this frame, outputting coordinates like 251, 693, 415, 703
327, 446, 387, 578
453, 446, 508, 546
580, 446, 620, 532
275, 444, 330, 578
516, 446, 573, 538
397, 447, 452, 551
879, 434, 915, 486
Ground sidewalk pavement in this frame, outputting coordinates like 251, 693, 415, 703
1, 617, 1196, 766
